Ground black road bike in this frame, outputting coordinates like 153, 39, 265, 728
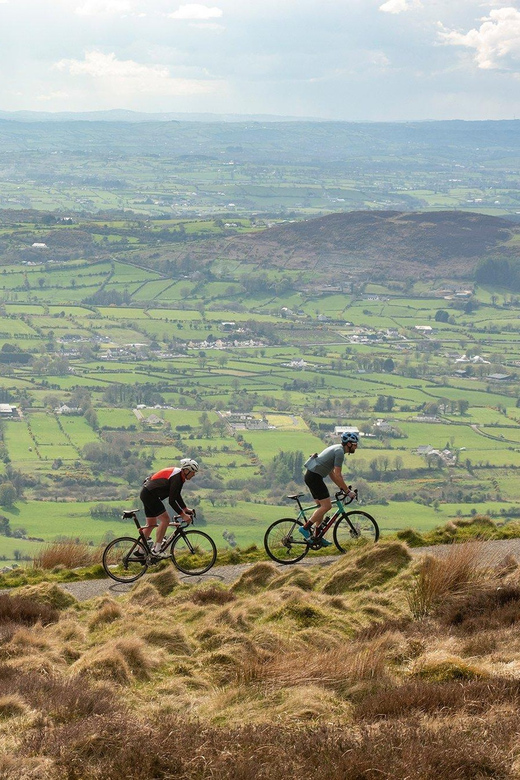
102, 509, 217, 583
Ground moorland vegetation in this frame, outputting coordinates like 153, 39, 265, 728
3, 537, 520, 778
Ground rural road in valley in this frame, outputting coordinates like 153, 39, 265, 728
24, 538, 520, 602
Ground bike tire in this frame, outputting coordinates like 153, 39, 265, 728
333, 511, 379, 553
102, 536, 149, 583
264, 518, 309, 564
170, 529, 217, 575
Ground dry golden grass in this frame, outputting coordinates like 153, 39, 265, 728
3, 536, 520, 778
406, 541, 501, 619
87, 599, 122, 629
317, 540, 411, 594
15, 582, 77, 610
33, 540, 102, 570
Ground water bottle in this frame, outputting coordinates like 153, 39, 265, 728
317, 517, 329, 535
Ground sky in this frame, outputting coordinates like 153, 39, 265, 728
1, 0, 520, 120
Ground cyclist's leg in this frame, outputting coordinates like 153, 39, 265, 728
140, 487, 169, 549
303, 470, 331, 533
153, 512, 171, 549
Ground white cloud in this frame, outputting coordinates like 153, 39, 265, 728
75, 0, 135, 14
53, 50, 219, 95
55, 51, 169, 79
37, 91, 70, 102
379, 0, 422, 14
169, 4, 223, 20
440, 7, 520, 70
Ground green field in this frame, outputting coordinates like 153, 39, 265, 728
0, 207, 519, 564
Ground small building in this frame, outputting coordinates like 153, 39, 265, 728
31, 242, 48, 249
416, 445, 433, 456
334, 426, 360, 437
414, 325, 433, 333
0, 404, 17, 417
487, 373, 513, 382
55, 404, 81, 415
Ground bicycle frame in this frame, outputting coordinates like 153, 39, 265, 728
288, 491, 357, 543
123, 509, 195, 557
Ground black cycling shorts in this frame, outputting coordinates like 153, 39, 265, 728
304, 470, 330, 501
140, 486, 167, 518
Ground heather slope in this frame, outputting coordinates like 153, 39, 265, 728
3, 537, 520, 778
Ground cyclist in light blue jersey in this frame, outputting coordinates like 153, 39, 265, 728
300, 431, 358, 545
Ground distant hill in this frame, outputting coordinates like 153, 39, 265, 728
0, 109, 319, 123
199, 211, 519, 283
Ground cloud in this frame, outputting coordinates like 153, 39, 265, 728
55, 51, 169, 79
75, 0, 135, 14
37, 91, 70, 102
440, 7, 520, 70
379, 0, 422, 14
53, 50, 219, 95
169, 4, 223, 20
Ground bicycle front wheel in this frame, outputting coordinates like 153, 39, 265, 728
102, 537, 149, 583
264, 518, 309, 564
171, 530, 217, 575
333, 511, 379, 553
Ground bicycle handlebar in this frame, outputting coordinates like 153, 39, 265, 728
335, 487, 358, 505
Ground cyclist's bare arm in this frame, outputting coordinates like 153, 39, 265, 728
330, 468, 356, 498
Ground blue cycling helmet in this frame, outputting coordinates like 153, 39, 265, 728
341, 431, 359, 445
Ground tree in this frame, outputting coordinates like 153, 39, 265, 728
458, 399, 470, 416
435, 310, 449, 323
383, 357, 395, 372
0, 482, 17, 507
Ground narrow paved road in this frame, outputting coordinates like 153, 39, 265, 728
4, 539, 518, 602
35, 538, 520, 602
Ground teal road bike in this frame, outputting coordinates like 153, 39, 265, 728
264, 489, 379, 565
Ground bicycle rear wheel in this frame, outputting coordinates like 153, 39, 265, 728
333, 511, 379, 553
264, 518, 309, 564
102, 537, 149, 583
171, 530, 217, 575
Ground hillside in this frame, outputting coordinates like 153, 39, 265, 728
184, 210, 518, 283
3, 536, 520, 779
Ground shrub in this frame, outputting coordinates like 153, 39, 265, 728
406, 542, 494, 619
356, 678, 520, 721
190, 586, 237, 605
441, 583, 520, 633
0, 593, 59, 626
33, 540, 102, 570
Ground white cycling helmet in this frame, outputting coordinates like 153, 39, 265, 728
180, 458, 199, 473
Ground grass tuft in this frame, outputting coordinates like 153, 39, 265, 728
16, 583, 77, 610
147, 567, 179, 596
33, 540, 102, 570
88, 600, 122, 629
406, 542, 497, 619
231, 562, 279, 592
0, 593, 59, 626
320, 541, 411, 594
190, 585, 237, 605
